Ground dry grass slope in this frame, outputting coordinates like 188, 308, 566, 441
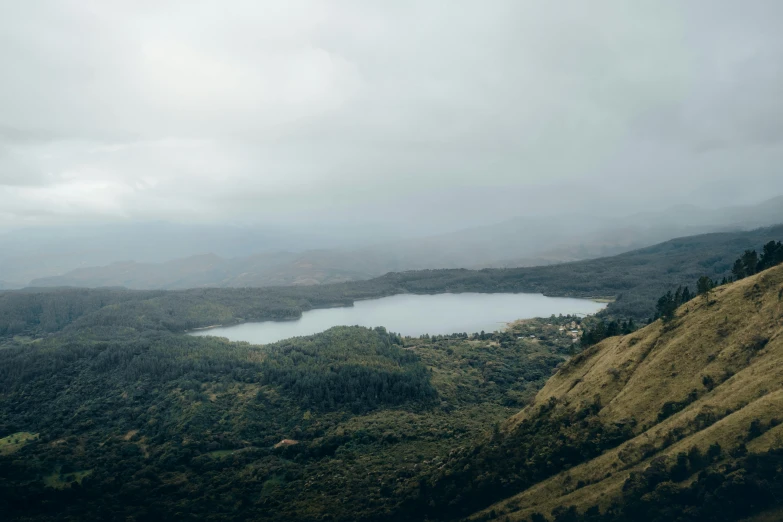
474, 264, 783, 520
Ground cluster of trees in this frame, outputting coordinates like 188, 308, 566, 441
654, 285, 694, 322
393, 397, 636, 521
731, 240, 783, 280
579, 318, 637, 347
580, 237, 783, 342
654, 276, 728, 322
656, 239, 783, 323
260, 327, 436, 412
521, 422, 783, 522
0, 288, 165, 336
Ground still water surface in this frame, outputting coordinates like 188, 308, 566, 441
189, 292, 606, 345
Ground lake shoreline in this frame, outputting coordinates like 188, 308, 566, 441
189, 291, 606, 345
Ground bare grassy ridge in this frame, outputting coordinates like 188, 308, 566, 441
475, 264, 783, 520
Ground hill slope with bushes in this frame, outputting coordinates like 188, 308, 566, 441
446, 263, 783, 521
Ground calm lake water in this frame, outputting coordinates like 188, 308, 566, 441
189, 293, 606, 345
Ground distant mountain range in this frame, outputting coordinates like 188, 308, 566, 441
10, 195, 783, 290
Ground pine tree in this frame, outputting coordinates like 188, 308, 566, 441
697, 276, 713, 295
741, 249, 759, 277
656, 291, 677, 322
732, 258, 746, 280
759, 240, 783, 270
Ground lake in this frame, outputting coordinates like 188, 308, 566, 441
188, 292, 606, 345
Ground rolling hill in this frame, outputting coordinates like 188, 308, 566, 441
410, 261, 783, 521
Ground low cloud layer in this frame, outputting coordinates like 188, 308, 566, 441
2, 1, 783, 231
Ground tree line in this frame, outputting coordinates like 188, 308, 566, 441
656, 240, 783, 322
3, 227, 782, 338
581, 239, 783, 345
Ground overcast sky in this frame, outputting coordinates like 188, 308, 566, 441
1, 1, 783, 232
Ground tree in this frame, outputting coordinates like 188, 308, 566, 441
606, 320, 620, 337
697, 276, 713, 295
621, 318, 637, 335
741, 249, 759, 277
707, 442, 722, 462
731, 259, 746, 280
656, 291, 677, 322
759, 240, 783, 271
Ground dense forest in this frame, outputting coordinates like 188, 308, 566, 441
0, 312, 581, 521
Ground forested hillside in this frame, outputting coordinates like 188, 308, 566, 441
0, 318, 578, 521
4, 226, 781, 339
415, 262, 783, 521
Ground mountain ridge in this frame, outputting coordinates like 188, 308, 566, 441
464, 263, 783, 520
16, 196, 783, 289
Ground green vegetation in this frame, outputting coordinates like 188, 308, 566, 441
464, 262, 783, 522
0, 310, 578, 521
580, 236, 783, 345
2, 227, 781, 340
2, 229, 783, 521
519, 443, 783, 522
0, 432, 39, 456
42, 469, 92, 489
259, 327, 436, 412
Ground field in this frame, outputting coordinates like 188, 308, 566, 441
0, 432, 39, 456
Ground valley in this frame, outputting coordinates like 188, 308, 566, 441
4, 5, 782, 520
1, 234, 782, 521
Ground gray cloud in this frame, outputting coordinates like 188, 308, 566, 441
1, 0, 782, 230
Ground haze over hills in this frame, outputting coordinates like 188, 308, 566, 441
19, 196, 783, 290
2, 225, 779, 339
0, 221, 401, 288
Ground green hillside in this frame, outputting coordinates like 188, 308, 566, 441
430, 263, 783, 522
0, 312, 582, 521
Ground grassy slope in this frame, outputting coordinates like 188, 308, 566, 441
473, 264, 783, 520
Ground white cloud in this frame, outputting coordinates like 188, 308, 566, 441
1, 0, 782, 228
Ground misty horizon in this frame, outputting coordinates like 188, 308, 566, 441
3, 2, 783, 290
